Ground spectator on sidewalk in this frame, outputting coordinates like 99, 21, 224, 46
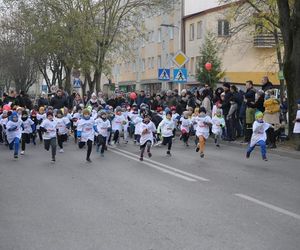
261, 76, 274, 92
264, 89, 281, 149
50, 89, 68, 109
221, 82, 232, 140
38, 92, 49, 108
293, 99, 300, 151
244, 80, 256, 142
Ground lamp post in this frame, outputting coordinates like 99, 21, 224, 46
160, 23, 182, 92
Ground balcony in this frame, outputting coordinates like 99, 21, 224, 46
253, 33, 281, 48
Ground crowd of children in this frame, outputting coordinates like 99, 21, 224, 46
1, 97, 300, 163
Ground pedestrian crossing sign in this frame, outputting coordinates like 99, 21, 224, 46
158, 68, 170, 81
173, 68, 187, 83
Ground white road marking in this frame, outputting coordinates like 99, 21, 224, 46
110, 149, 197, 182
235, 193, 300, 220
112, 147, 210, 182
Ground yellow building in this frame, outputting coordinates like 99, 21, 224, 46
183, 3, 280, 87
110, 1, 183, 94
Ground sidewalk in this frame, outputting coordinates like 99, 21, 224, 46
217, 139, 300, 160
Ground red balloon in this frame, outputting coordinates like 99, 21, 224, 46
129, 92, 137, 100
3, 104, 11, 111
205, 62, 212, 71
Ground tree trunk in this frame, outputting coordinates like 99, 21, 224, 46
64, 65, 72, 94
277, 0, 300, 141
82, 75, 87, 97
273, 28, 285, 104
86, 73, 95, 94
95, 69, 101, 93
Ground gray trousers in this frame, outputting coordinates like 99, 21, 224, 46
44, 137, 57, 159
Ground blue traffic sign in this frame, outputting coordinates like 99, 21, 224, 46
173, 68, 187, 83
158, 68, 170, 81
73, 78, 81, 88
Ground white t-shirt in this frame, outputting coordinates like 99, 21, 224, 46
250, 121, 270, 147
180, 117, 192, 133
112, 114, 126, 131
158, 119, 175, 137
293, 110, 300, 134
77, 117, 96, 142
22, 118, 35, 134
41, 119, 58, 140
55, 117, 70, 135
95, 118, 111, 137
133, 116, 143, 135
193, 115, 212, 139
6, 120, 23, 144
212, 116, 225, 135
140, 121, 156, 145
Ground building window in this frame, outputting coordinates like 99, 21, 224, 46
142, 59, 145, 72
157, 55, 161, 68
152, 31, 155, 42
189, 23, 195, 41
151, 57, 155, 69
132, 61, 136, 72
158, 28, 162, 43
190, 57, 195, 74
197, 21, 203, 39
218, 20, 230, 37
169, 26, 174, 40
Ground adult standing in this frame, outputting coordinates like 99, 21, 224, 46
261, 76, 274, 92
201, 89, 212, 117
137, 90, 149, 108
244, 81, 256, 142
72, 93, 84, 108
264, 89, 280, 148
16, 91, 33, 110
97, 91, 106, 106
221, 83, 233, 140
3, 90, 17, 106
37, 92, 49, 108
50, 89, 68, 109
87, 93, 101, 109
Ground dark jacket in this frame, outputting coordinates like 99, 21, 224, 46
221, 90, 233, 116
245, 88, 256, 107
38, 97, 49, 108
262, 81, 273, 92
137, 95, 149, 108
50, 95, 68, 109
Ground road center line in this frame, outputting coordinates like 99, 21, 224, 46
112, 147, 210, 182
235, 193, 300, 220
110, 149, 197, 182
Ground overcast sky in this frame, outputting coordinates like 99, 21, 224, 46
184, 0, 223, 16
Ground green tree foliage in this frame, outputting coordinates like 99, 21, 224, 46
196, 32, 225, 88
0, 0, 175, 94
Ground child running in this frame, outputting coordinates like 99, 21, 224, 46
157, 111, 175, 156
139, 113, 156, 161
55, 110, 71, 153
77, 109, 98, 163
20, 110, 36, 155
193, 107, 212, 158
40, 111, 58, 163
6, 111, 22, 159
179, 111, 192, 147
212, 108, 225, 147
246, 111, 271, 161
95, 110, 111, 157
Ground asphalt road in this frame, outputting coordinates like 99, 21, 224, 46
0, 138, 299, 250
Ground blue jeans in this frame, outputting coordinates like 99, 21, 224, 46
247, 140, 266, 159
9, 137, 20, 155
